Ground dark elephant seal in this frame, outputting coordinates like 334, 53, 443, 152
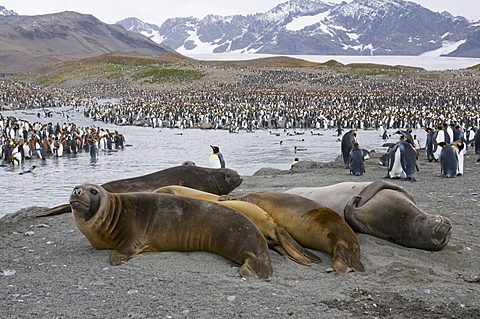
101, 165, 242, 194
233, 191, 365, 274
153, 185, 322, 266
70, 183, 272, 279
285, 180, 452, 250
36, 165, 242, 217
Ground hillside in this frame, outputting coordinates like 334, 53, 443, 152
0, 11, 174, 75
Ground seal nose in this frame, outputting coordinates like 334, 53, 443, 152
72, 187, 82, 196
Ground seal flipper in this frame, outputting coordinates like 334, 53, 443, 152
35, 203, 72, 217
109, 239, 146, 266
353, 180, 414, 208
331, 244, 365, 274
274, 227, 322, 265
218, 195, 237, 201
239, 251, 273, 279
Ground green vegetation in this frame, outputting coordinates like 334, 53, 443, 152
134, 66, 206, 83
15, 59, 206, 87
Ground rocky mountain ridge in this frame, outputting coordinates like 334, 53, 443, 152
117, 0, 480, 57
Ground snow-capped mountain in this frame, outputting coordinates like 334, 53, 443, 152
116, 0, 480, 57
0, 5, 18, 16
117, 17, 164, 44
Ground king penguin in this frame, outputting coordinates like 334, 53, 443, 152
474, 128, 480, 162
349, 142, 365, 176
19, 165, 37, 175
387, 136, 418, 181
424, 127, 436, 162
453, 141, 466, 176
438, 142, 458, 178
341, 130, 357, 168
209, 145, 225, 168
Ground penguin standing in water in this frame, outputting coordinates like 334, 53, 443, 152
386, 136, 418, 181
438, 142, 458, 178
341, 130, 357, 168
382, 129, 389, 140
349, 142, 365, 176
209, 145, 225, 168
89, 139, 98, 159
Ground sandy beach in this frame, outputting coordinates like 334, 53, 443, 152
1, 152, 479, 318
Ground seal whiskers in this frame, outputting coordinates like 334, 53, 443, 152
71, 184, 273, 279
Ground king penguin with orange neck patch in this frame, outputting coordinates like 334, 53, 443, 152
209, 145, 225, 168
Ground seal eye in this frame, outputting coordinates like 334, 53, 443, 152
226, 173, 231, 178
90, 189, 98, 195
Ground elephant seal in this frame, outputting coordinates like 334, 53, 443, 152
231, 191, 365, 274
101, 165, 242, 194
285, 180, 452, 250
153, 185, 322, 266
36, 165, 242, 217
70, 183, 272, 279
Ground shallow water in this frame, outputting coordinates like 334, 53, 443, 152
0, 106, 425, 217
187, 53, 480, 71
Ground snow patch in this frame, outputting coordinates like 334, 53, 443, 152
343, 43, 376, 55
420, 40, 467, 57
346, 32, 360, 40
141, 31, 164, 43
286, 11, 329, 31
177, 29, 214, 54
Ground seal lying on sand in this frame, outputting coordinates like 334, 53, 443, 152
153, 185, 322, 266
36, 165, 243, 217
226, 191, 365, 274
285, 180, 452, 250
70, 183, 272, 279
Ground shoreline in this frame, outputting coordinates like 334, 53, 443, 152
1, 153, 479, 317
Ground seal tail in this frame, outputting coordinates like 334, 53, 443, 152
273, 227, 322, 266
331, 244, 366, 274
35, 203, 72, 217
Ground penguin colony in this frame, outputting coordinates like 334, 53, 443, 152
1, 114, 126, 169
3, 68, 471, 132
1, 65, 480, 176
2, 71, 479, 132
370, 126, 477, 179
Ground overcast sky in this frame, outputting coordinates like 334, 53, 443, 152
2, 0, 478, 26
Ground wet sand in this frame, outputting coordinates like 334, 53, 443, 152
1, 153, 479, 318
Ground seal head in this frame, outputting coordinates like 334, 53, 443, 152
70, 183, 272, 279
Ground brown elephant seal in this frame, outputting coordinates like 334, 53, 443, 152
36, 165, 242, 217
153, 185, 322, 266
70, 183, 272, 279
285, 180, 452, 250
232, 191, 365, 274
101, 165, 242, 194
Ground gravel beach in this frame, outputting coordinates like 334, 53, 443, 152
1, 152, 479, 318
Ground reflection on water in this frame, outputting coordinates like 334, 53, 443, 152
0, 106, 424, 217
